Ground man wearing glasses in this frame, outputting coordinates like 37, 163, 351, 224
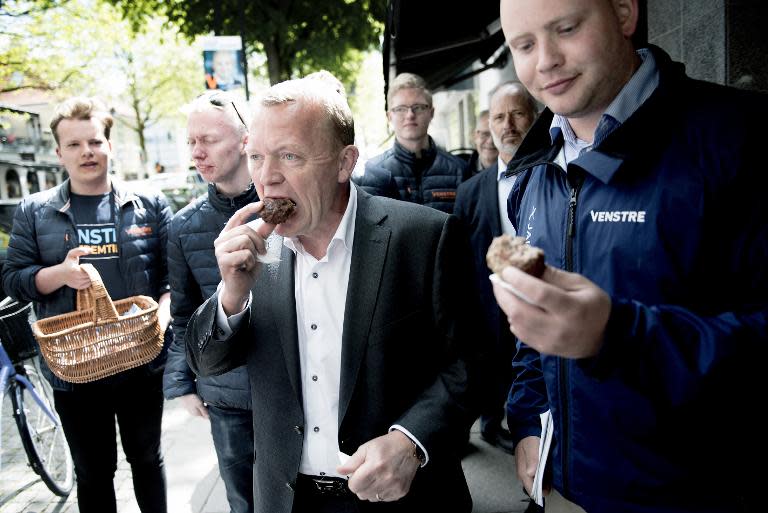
468, 110, 498, 174
163, 90, 257, 513
356, 73, 470, 214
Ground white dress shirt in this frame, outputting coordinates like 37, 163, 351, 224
497, 155, 517, 236
285, 186, 357, 477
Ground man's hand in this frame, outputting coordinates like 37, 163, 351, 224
35, 246, 93, 295
491, 265, 611, 358
214, 202, 274, 315
179, 394, 209, 419
515, 435, 540, 496
61, 246, 93, 289
336, 430, 420, 502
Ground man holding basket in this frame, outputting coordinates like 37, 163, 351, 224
1, 97, 172, 513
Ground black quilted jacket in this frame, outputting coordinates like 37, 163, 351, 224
163, 183, 258, 409
356, 137, 470, 213
1, 179, 172, 390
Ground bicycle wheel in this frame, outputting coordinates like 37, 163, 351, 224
11, 358, 74, 497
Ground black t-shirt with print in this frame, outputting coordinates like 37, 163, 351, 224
70, 192, 129, 301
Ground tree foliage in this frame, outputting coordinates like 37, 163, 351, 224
0, 0, 94, 93
0, 0, 200, 164
105, 16, 201, 164
105, 0, 387, 85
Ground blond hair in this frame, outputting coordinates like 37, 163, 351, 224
182, 90, 249, 135
387, 72, 432, 108
261, 74, 355, 147
50, 97, 113, 145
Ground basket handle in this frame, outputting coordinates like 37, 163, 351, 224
76, 263, 119, 323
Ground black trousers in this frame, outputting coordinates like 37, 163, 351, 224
53, 368, 167, 513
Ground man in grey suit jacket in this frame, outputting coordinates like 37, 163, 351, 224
186, 74, 483, 513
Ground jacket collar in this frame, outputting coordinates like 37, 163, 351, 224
206, 182, 258, 214
507, 45, 687, 185
393, 136, 437, 167
50, 178, 141, 213
504, 109, 561, 178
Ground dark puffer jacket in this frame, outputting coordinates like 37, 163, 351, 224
1, 179, 172, 391
163, 183, 258, 409
356, 137, 469, 213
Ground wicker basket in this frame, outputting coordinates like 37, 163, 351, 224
31, 263, 163, 383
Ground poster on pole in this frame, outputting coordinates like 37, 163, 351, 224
201, 36, 245, 93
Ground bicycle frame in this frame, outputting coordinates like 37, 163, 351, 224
0, 341, 60, 471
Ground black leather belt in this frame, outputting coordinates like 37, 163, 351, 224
296, 474, 352, 497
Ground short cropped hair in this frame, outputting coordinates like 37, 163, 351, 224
488, 81, 538, 117
50, 97, 114, 145
182, 90, 250, 135
387, 72, 432, 108
261, 74, 355, 147
305, 70, 347, 98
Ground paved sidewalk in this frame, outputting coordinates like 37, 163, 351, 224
2, 395, 528, 513
1, 397, 221, 513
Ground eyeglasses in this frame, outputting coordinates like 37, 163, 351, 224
201, 91, 247, 127
390, 104, 431, 116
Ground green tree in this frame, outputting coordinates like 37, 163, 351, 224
103, 16, 201, 166
0, 1, 94, 93
0, 0, 200, 167
106, 0, 387, 85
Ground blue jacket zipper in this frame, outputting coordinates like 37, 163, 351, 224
560, 169, 584, 495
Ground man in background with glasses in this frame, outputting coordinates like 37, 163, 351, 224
163, 90, 257, 513
356, 72, 469, 214
467, 110, 498, 175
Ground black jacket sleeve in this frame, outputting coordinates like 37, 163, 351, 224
2, 199, 46, 303
355, 164, 400, 200
163, 217, 202, 399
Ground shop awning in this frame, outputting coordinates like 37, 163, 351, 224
382, 0, 506, 103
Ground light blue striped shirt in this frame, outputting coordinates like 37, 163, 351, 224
550, 48, 660, 166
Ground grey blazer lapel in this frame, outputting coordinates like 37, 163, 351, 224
270, 244, 302, 404
338, 189, 391, 423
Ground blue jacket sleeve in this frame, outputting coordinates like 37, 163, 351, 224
506, 340, 548, 443
583, 299, 767, 408
154, 192, 173, 296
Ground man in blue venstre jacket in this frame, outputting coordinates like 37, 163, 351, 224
494, 0, 768, 512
